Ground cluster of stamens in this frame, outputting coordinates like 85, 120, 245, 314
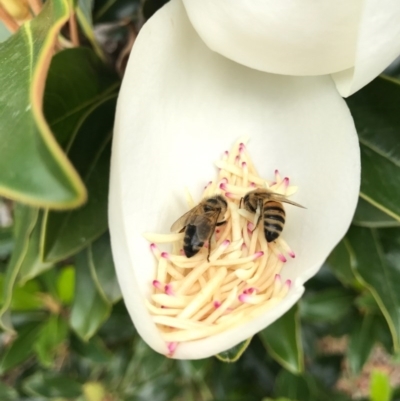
144, 139, 299, 356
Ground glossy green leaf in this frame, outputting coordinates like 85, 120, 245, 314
70, 335, 111, 363
348, 314, 375, 375
299, 288, 353, 323
88, 232, 121, 304
259, 305, 304, 374
274, 371, 314, 401
22, 371, 82, 398
0, 277, 43, 311
17, 212, 53, 285
0, 225, 13, 258
0, 323, 41, 374
346, 226, 400, 352
42, 97, 116, 263
44, 47, 117, 148
34, 315, 69, 367
324, 241, 358, 288
346, 76, 400, 222
353, 198, 400, 228
216, 338, 252, 363
370, 370, 392, 401
94, 0, 139, 22
70, 250, 111, 340
56, 265, 75, 305
0, 0, 87, 209
0, 382, 18, 401
0, 205, 38, 331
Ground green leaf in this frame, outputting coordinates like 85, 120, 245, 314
324, 240, 358, 288
0, 0, 87, 209
70, 335, 111, 363
70, 250, 111, 340
22, 372, 82, 398
346, 76, 400, 223
88, 232, 121, 304
259, 305, 304, 374
0, 382, 18, 401
42, 97, 116, 263
346, 226, 400, 352
34, 315, 69, 368
0, 323, 41, 374
0, 225, 13, 259
0, 277, 43, 311
347, 314, 375, 375
0, 205, 38, 331
370, 370, 392, 401
274, 371, 314, 401
299, 288, 353, 323
215, 338, 252, 363
56, 265, 75, 305
94, 0, 139, 22
17, 212, 53, 285
353, 198, 400, 228
44, 47, 117, 148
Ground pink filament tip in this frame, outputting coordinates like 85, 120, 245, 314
167, 342, 178, 354
241, 243, 247, 249
152, 280, 162, 289
275, 169, 279, 175
285, 279, 292, 288
244, 287, 256, 295
214, 301, 221, 308
242, 161, 247, 168
278, 254, 287, 263
221, 177, 228, 184
161, 252, 169, 259
150, 243, 156, 250
289, 251, 296, 258
239, 142, 245, 147
222, 239, 230, 247
165, 284, 175, 296
239, 294, 250, 303
161, 305, 166, 309
275, 274, 281, 282
250, 182, 256, 187
224, 151, 229, 156
215, 229, 220, 234
235, 156, 239, 163
254, 251, 264, 259
247, 222, 254, 231
225, 192, 235, 199
219, 183, 227, 190
283, 177, 289, 186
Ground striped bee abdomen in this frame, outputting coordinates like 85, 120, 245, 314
263, 201, 285, 242
183, 224, 204, 257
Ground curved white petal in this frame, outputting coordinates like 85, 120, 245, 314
181, 0, 363, 76
109, 0, 360, 359
332, 0, 400, 97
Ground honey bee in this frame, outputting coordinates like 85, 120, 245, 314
171, 195, 228, 259
241, 189, 305, 242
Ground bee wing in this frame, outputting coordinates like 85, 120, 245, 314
170, 205, 201, 232
270, 194, 306, 209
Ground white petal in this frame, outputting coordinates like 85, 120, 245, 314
181, 0, 363, 76
109, 0, 360, 359
332, 0, 400, 97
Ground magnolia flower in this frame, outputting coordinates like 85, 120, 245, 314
109, 0, 362, 359
182, 0, 400, 97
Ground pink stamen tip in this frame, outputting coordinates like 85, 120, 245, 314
289, 251, 296, 258
244, 287, 256, 295
161, 252, 169, 259
222, 239, 230, 247
275, 274, 281, 282
179, 249, 184, 255
224, 151, 229, 155
225, 192, 234, 199
161, 305, 166, 309
241, 243, 247, 249
250, 182, 256, 187
254, 251, 264, 259
216, 229, 220, 234
275, 169, 279, 175
165, 284, 175, 296
283, 177, 289, 186
219, 183, 227, 190
239, 294, 250, 303
285, 279, 292, 288
150, 243, 156, 250
152, 280, 162, 289
242, 161, 247, 168
167, 342, 178, 354
278, 254, 287, 263
221, 177, 228, 184
247, 222, 254, 231
213, 301, 221, 308
239, 142, 245, 147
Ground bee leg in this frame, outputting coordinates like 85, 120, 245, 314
239, 197, 244, 209
251, 201, 263, 233
215, 221, 227, 227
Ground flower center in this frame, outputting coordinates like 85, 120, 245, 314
144, 138, 300, 356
